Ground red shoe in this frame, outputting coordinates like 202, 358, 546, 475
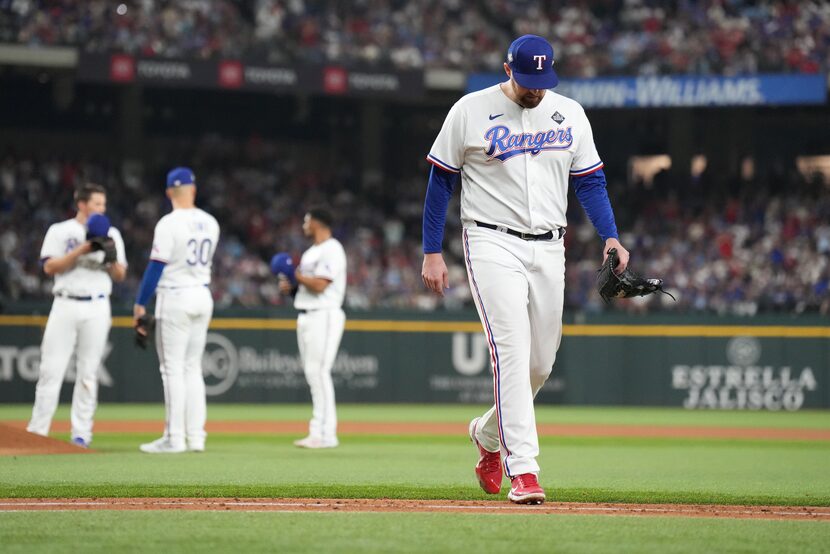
508, 473, 546, 505
469, 417, 502, 494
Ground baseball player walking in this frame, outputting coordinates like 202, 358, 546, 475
421, 35, 630, 504
133, 167, 220, 454
27, 184, 127, 447
278, 207, 347, 449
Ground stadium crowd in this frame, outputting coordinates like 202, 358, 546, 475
1, 0, 827, 75
1, 140, 828, 315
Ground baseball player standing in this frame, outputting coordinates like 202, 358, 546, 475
27, 184, 127, 447
278, 207, 347, 449
421, 35, 630, 504
133, 167, 220, 454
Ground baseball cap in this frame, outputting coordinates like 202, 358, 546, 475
86, 213, 111, 238
166, 166, 195, 188
269, 252, 297, 286
507, 34, 559, 90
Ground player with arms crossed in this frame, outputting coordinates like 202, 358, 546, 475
28, 184, 127, 447
133, 167, 219, 454
421, 35, 629, 504
277, 207, 347, 449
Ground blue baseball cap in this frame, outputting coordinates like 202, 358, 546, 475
86, 213, 111, 238
507, 34, 559, 90
166, 166, 195, 188
270, 252, 297, 285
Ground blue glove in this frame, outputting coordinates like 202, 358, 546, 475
86, 213, 111, 239
270, 252, 297, 286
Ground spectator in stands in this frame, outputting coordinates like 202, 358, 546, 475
3, 1, 828, 75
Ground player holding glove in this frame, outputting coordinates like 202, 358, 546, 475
133, 167, 220, 454
274, 208, 346, 449
27, 184, 127, 448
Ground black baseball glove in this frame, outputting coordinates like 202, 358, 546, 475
90, 236, 117, 264
596, 248, 675, 303
134, 314, 156, 350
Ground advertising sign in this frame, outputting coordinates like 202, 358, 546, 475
77, 53, 425, 99
467, 73, 827, 108
1, 313, 826, 409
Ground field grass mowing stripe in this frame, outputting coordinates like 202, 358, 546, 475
0, 484, 827, 507
3, 511, 829, 554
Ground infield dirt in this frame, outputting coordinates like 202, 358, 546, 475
1, 497, 829, 520
0, 424, 91, 456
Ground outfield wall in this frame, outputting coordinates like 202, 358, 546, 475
1, 306, 827, 410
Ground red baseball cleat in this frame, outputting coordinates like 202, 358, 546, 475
508, 473, 546, 504
507, 473, 545, 504
469, 417, 502, 494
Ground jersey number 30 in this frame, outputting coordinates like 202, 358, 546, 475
186, 238, 212, 266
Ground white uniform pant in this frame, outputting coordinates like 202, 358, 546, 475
462, 227, 565, 477
28, 297, 111, 442
296, 308, 345, 441
155, 287, 213, 447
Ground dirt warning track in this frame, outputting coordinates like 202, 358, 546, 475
1, 497, 829, 520
4, 420, 829, 441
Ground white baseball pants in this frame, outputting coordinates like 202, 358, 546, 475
296, 308, 345, 441
27, 296, 111, 443
155, 287, 213, 448
462, 226, 565, 477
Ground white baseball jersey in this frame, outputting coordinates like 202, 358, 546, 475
294, 238, 347, 310
150, 208, 220, 288
427, 83, 603, 234
40, 218, 127, 297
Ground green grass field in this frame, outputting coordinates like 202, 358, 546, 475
3, 512, 829, 554
1, 404, 829, 553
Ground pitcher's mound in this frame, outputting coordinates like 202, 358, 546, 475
0, 424, 93, 456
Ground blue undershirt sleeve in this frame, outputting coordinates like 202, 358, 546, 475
135, 260, 167, 306
422, 165, 459, 254
571, 169, 619, 242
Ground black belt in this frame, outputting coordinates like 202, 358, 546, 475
56, 293, 106, 301
474, 221, 563, 241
